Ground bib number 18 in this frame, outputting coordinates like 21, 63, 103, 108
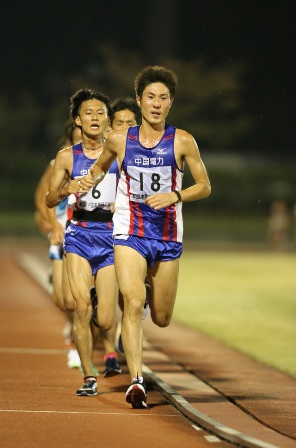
139, 172, 160, 192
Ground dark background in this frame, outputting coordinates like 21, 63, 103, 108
0, 0, 295, 217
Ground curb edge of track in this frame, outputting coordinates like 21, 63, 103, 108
143, 361, 281, 448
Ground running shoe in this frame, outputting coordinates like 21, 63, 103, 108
142, 278, 151, 320
49, 244, 63, 260
142, 299, 151, 320
76, 377, 97, 396
103, 355, 122, 377
63, 319, 73, 347
126, 375, 147, 408
90, 286, 99, 328
67, 348, 81, 369
117, 333, 124, 354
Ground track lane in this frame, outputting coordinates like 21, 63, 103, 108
0, 249, 232, 448
1, 241, 295, 448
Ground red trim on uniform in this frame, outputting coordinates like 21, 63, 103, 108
172, 166, 177, 191
162, 133, 174, 141
134, 203, 144, 237
163, 208, 171, 241
129, 207, 135, 234
128, 133, 138, 141
172, 207, 177, 241
125, 173, 135, 234
67, 208, 73, 220
170, 167, 178, 241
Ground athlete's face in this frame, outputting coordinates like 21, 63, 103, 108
112, 109, 137, 131
137, 83, 173, 125
75, 99, 109, 137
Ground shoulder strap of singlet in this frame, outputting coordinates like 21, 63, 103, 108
127, 125, 139, 141
72, 142, 83, 154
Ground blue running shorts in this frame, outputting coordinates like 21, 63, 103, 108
113, 235, 182, 267
64, 224, 114, 275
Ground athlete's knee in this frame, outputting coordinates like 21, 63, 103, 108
123, 295, 145, 319
64, 298, 75, 312
74, 297, 91, 320
151, 311, 172, 328
98, 318, 113, 332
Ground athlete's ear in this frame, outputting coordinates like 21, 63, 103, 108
74, 115, 81, 126
136, 95, 141, 108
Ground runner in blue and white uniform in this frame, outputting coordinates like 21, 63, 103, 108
46, 89, 121, 397
79, 66, 211, 408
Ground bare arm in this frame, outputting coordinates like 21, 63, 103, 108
35, 161, 54, 217
145, 129, 211, 210
34, 161, 55, 235
35, 158, 69, 242
46, 147, 80, 208
35, 159, 66, 243
46, 206, 65, 245
175, 130, 211, 201
79, 131, 124, 191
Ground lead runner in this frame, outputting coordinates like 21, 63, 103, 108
79, 65, 211, 408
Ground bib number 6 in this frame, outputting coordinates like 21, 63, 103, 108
92, 185, 101, 199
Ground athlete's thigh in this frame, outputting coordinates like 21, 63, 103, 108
148, 258, 179, 318
95, 264, 118, 325
66, 252, 92, 303
52, 259, 63, 306
114, 245, 147, 300
62, 255, 75, 310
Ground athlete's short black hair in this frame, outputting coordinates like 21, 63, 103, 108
134, 66, 178, 99
110, 97, 140, 124
70, 88, 112, 120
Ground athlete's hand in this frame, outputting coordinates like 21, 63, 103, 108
50, 222, 64, 245
78, 174, 95, 192
67, 178, 82, 194
145, 192, 178, 210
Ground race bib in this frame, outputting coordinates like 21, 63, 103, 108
128, 166, 172, 202
76, 173, 117, 211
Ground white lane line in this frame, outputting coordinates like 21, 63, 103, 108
18, 253, 52, 295
0, 409, 180, 417
204, 435, 221, 443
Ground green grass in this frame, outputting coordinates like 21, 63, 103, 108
183, 211, 269, 242
0, 212, 39, 236
174, 251, 296, 378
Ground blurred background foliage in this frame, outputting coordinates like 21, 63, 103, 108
0, 43, 295, 246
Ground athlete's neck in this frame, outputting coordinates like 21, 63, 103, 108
82, 135, 105, 150
81, 136, 105, 159
139, 122, 165, 148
